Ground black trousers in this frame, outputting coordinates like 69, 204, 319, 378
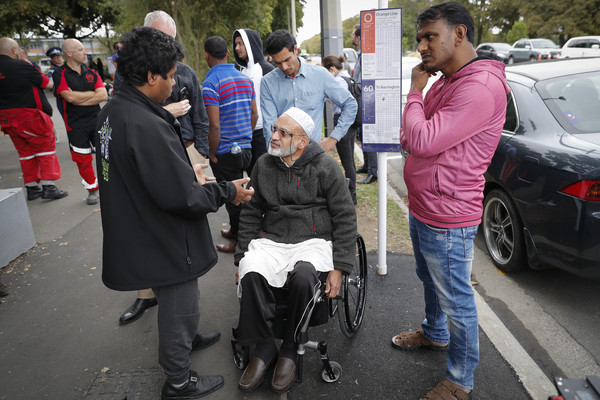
210, 148, 252, 236
334, 116, 357, 202
248, 128, 267, 176
153, 279, 199, 385
237, 261, 319, 346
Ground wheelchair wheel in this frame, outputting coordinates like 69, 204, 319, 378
338, 233, 368, 337
321, 361, 342, 383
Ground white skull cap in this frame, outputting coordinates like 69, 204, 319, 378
282, 107, 314, 137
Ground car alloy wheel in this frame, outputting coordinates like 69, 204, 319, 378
482, 189, 526, 272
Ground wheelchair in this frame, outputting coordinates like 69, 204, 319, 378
231, 233, 368, 384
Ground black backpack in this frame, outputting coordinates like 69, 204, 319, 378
340, 75, 362, 128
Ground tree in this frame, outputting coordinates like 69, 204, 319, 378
0, 0, 118, 38
506, 20, 528, 44
270, 0, 306, 35
115, 0, 283, 80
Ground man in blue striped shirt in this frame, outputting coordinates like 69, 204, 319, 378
203, 35, 258, 253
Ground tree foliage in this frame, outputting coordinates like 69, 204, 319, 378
506, 20, 528, 44
0, 0, 118, 38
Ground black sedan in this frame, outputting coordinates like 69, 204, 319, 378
476, 42, 512, 64
482, 58, 600, 278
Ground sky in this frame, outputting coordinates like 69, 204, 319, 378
296, 0, 381, 44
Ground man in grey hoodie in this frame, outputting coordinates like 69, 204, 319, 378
234, 107, 356, 394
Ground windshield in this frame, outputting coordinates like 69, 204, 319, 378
532, 39, 559, 49
493, 43, 512, 51
538, 71, 600, 134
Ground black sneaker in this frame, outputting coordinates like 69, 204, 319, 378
26, 185, 43, 200
42, 185, 68, 200
161, 371, 224, 400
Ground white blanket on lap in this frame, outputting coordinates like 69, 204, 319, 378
238, 238, 333, 293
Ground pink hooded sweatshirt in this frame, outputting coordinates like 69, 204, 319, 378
400, 59, 511, 228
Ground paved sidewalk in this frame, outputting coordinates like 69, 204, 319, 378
0, 93, 533, 399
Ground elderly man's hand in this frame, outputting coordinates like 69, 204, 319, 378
319, 137, 338, 153
325, 269, 342, 298
164, 99, 191, 118
192, 163, 215, 185
231, 177, 254, 205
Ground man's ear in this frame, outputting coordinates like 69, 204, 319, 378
147, 71, 158, 86
455, 25, 467, 45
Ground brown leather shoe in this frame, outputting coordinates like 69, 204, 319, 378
271, 357, 297, 393
216, 240, 236, 253
220, 229, 236, 239
239, 356, 275, 391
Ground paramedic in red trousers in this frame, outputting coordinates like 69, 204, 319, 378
95, 27, 254, 399
0, 37, 67, 201
395, 3, 509, 399
54, 38, 107, 205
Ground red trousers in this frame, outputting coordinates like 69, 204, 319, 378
0, 108, 61, 184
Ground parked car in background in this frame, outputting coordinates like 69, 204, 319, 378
482, 58, 600, 278
560, 36, 600, 58
343, 47, 358, 74
476, 42, 512, 63
508, 38, 561, 63
38, 58, 51, 73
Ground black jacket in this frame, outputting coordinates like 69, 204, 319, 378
234, 141, 357, 274
113, 62, 210, 156
95, 84, 236, 291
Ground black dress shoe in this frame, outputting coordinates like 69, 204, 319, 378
271, 357, 297, 393
26, 185, 43, 200
161, 371, 224, 400
42, 185, 68, 200
119, 297, 158, 325
191, 330, 221, 351
356, 165, 368, 174
239, 356, 276, 391
357, 174, 377, 184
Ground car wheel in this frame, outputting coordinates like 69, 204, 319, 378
508, 56, 514, 64
482, 189, 526, 272
529, 55, 537, 62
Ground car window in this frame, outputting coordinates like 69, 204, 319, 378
503, 92, 518, 132
532, 39, 559, 49
514, 41, 525, 49
538, 72, 600, 134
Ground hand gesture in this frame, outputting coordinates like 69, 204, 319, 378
164, 99, 191, 117
231, 177, 254, 205
192, 163, 215, 185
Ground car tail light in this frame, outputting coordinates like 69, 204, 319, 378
561, 180, 600, 201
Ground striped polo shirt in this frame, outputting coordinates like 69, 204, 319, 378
202, 63, 254, 155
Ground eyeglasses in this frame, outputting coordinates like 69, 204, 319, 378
271, 124, 296, 138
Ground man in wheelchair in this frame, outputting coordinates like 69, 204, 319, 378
233, 107, 357, 393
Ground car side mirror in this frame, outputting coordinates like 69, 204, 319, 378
592, 44, 600, 49
525, 44, 531, 49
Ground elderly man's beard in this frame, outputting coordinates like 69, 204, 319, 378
268, 140, 299, 157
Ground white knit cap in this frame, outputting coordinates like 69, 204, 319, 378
282, 107, 315, 136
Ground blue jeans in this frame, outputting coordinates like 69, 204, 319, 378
409, 212, 479, 389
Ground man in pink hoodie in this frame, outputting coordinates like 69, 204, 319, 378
395, 2, 510, 399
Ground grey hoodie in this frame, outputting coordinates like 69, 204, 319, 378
235, 141, 357, 274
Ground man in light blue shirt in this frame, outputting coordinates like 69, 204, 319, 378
261, 29, 357, 153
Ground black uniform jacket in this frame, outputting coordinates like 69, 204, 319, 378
95, 83, 236, 291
